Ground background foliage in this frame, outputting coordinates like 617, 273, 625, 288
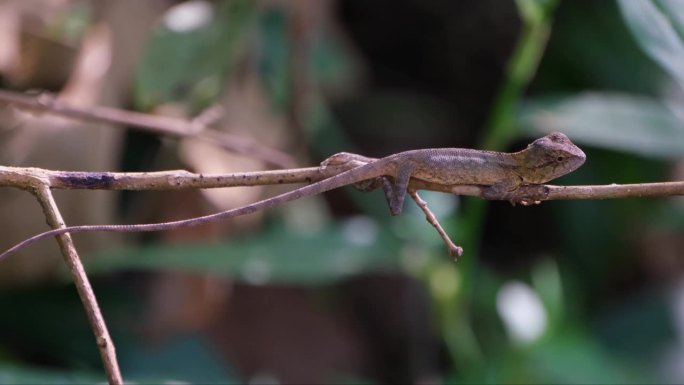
1, 0, 684, 383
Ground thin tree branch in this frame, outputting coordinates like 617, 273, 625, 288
0, 163, 352, 191
516, 182, 684, 201
29, 183, 122, 385
409, 180, 684, 202
2, 165, 683, 201
0, 89, 296, 168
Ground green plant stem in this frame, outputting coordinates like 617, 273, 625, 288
485, 17, 553, 148
463, 0, 557, 297
438, 0, 558, 371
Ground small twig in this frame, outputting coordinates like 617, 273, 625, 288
408, 180, 684, 202
0, 89, 296, 168
514, 182, 684, 201
30, 183, 122, 385
409, 190, 463, 258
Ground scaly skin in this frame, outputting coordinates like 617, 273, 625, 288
0, 132, 585, 260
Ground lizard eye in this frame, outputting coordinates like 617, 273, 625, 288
556, 156, 565, 162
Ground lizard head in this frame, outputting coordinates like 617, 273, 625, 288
516, 132, 586, 184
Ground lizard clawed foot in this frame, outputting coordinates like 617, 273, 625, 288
448, 245, 464, 258
507, 198, 542, 206
408, 190, 463, 260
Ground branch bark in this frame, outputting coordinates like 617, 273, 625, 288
29, 183, 122, 385
0, 89, 295, 168
2, 164, 683, 201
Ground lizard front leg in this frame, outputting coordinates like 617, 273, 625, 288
481, 175, 523, 201
481, 175, 547, 205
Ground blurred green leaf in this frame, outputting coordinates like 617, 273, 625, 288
531, 259, 564, 329
257, 9, 289, 109
86, 223, 401, 285
51, 4, 91, 42
617, 0, 684, 89
258, 8, 358, 110
0, 365, 102, 384
534, 1, 667, 96
0, 286, 105, 369
454, 328, 654, 383
595, 288, 676, 363
121, 334, 236, 382
134, 0, 257, 110
515, 0, 556, 24
310, 30, 358, 89
516, 92, 684, 158
528, 331, 653, 383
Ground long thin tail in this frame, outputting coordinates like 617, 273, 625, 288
0, 202, 264, 262
0, 161, 383, 262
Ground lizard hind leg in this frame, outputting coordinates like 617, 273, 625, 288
353, 177, 385, 192
382, 163, 413, 216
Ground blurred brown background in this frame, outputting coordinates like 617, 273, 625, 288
0, 0, 683, 383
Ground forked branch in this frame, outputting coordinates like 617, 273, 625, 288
29, 183, 122, 385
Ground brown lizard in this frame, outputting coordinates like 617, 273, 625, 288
0, 132, 585, 260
